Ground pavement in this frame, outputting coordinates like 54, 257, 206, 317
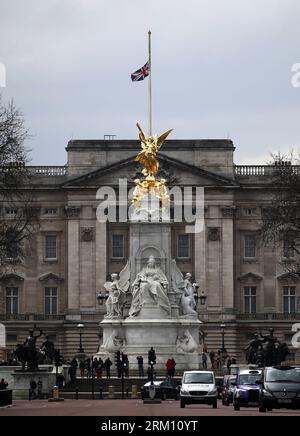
1, 399, 300, 416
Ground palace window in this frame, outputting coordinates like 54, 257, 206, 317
112, 234, 124, 258
283, 286, 296, 314
45, 235, 57, 259
283, 239, 295, 258
244, 235, 256, 258
44, 208, 58, 216
244, 286, 257, 314
45, 287, 58, 315
243, 208, 257, 216
5, 208, 18, 217
177, 234, 190, 258
6, 287, 19, 315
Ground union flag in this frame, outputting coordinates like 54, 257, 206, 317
131, 61, 150, 82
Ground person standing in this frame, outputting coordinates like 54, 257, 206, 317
0, 378, 8, 390
79, 360, 85, 378
137, 355, 144, 377
68, 363, 76, 385
97, 358, 103, 378
166, 358, 173, 378
85, 358, 92, 378
104, 357, 112, 379
202, 352, 208, 369
209, 351, 215, 369
171, 358, 176, 378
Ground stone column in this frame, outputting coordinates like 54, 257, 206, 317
221, 207, 235, 311
66, 207, 81, 315
96, 220, 107, 292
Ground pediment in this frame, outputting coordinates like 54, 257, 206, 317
277, 272, 299, 283
39, 273, 64, 284
62, 155, 238, 188
0, 273, 24, 283
238, 272, 263, 283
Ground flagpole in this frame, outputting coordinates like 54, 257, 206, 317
148, 30, 152, 136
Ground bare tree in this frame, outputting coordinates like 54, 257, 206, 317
262, 152, 300, 277
0, 96, 39, 275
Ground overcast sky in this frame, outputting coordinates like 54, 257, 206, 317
1, 0, 300, 165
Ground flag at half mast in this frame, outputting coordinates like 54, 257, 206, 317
131, 61, 150, 82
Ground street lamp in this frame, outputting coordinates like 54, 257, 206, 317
97, 291, 108, 305
77, 323, 84, 353
220, 322, 226, 353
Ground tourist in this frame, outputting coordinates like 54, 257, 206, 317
104, 357, 112, 379
166, 358, 173, 378
202, 352, 208, 369
0, 378, 8, 390
29, 379, 38, 400
209, 351, 215, 369
171, 358, 176, 377
56, 373, 65, 390
68, 363, 77, 385
96, 358, 103, 378
85, 358, 92, 378
137, 355, 144, 377
79, 360, 85, 378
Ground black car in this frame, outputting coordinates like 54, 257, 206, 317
141, 380, 180, 400
221, 375, 237, 406
258, 366, 300, 413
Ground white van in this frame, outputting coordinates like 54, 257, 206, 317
180, 370, 218, 408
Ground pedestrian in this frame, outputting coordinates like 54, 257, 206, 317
227, 357, 232, 370
56, 373, 65, 390
79, 360, 85, 378
104, 357, 112, 379
171, 358, 176, 377
209, 351, 215, 369
68, 363, 77, 385
166, 358, 173, 378
0, 378, 8, 390
137, 355, 144, 377
85, 358, 92, 378
97, 358, 103, 378
217, 350, 222, 369
202, 352, 208, 369
29, 379, 38, 400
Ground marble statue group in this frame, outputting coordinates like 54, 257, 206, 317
103, 255, 199, 321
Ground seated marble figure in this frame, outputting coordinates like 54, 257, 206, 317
129, 255, 171, 317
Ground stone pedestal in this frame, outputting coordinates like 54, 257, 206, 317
10, 365, 68, 399
97, 317, 202, 370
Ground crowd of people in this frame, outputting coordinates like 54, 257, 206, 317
201, 347, 236, 370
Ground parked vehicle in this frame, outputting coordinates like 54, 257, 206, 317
180, 370, 218, 409
258, 366, 300, 413
221, 375, 237, 406
141, 380, 180, 400
232, 369, 262, 411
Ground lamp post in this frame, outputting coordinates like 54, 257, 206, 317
77, 323, 84, 353
97, 292, 108, 306
220, 322, 226, 353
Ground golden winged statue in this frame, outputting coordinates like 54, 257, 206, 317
135, 123, 173, 178
132, 123, 173, 208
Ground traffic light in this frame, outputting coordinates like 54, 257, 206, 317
54, 349, 63, 367
122, 353, 128, 369
148, 347, 156, 365
115, 350, 121, 366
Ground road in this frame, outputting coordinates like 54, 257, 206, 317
1, 399, 300, 416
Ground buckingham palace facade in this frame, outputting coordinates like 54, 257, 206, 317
0, 138, 299, 362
